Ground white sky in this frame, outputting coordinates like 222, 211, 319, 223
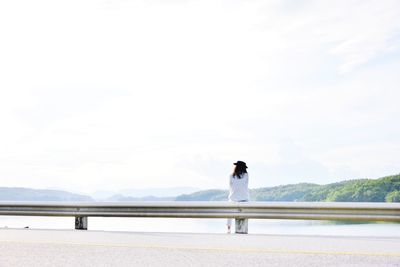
0, 0, 399, 194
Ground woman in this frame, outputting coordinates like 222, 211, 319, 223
227, 160, 249, 233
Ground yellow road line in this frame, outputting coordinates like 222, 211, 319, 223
1, 239, 400, 257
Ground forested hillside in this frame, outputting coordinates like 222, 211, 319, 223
2, 174, 399, 202
175, 174, 400, 202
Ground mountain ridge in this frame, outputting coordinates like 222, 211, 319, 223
1, 173, 399, 202
0, 187, 93, 201
176, 174, 400, 202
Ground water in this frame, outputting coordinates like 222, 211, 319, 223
1, 216, 399, 237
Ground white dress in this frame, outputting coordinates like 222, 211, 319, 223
228, 173, 249, 201
227, 173, 249, 227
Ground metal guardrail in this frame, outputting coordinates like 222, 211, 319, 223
1, 201, 400, 234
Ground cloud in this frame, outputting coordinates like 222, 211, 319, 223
256, 0, 400, 74
0, 0, 399, 191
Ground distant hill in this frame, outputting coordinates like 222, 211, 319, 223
106, 194, 174, 201
117, 187, 200, 198
0, 187, 93, 201
175, 189, 228, 201
175, 174, 400, 202
2, 174, 399, 203
92, 186, 200, 200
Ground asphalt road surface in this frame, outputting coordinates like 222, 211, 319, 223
1, 228, 400, 266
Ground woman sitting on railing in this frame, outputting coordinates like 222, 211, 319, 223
227, 161, 249, 234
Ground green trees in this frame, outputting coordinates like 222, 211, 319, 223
175, 189, 228, 201
385, 191, 400, 202
252, 183, 319, 201
174, 174, 400, 202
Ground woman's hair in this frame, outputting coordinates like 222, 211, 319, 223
232, 164, 247, 179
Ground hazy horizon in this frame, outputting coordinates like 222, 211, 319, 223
2, 172, 399, 198
1, 0, 399, 193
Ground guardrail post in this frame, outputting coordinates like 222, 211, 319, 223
75, 216, 88, 230
235, 218, 248, 234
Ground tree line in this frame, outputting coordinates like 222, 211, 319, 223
175, 174, 400, 202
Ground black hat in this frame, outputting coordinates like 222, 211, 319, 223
233, 161, 248, 168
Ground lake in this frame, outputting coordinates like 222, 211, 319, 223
1, 216, 399, 237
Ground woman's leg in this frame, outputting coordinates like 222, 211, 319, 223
227, 218, 232, 233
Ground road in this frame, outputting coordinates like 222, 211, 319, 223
1, 228, 400, 266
